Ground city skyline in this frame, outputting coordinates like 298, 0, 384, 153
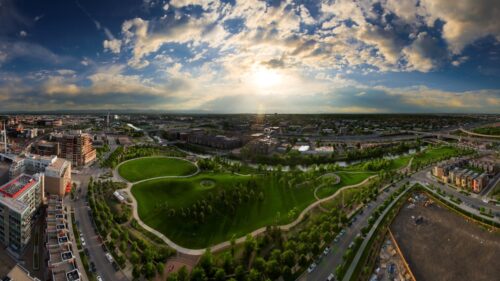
1, 0, 500, 113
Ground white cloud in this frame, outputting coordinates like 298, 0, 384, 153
103, 39, 122, 54
19, 30, 27, 37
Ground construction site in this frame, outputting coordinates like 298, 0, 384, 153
389, 192, 500, 281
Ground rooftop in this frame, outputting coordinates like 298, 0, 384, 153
0, 174, 38, 199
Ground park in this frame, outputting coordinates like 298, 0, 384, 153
116, 144, 469, 249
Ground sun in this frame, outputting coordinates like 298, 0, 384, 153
250, 67, 283, 90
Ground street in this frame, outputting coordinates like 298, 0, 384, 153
71, 136, 128, 281
298, 178, 410, 281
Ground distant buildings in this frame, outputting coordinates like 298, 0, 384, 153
0, 173, 44, 256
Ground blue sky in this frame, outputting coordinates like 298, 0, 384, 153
0, 0, 499, 113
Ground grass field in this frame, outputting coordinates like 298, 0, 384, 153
472, 126, 500, 136
118, 157, 197, 182
315, 171, 374, 199
411, 146, 462, 169
131, 171, 372, 248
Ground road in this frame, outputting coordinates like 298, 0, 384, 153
70, 136, 129, 281
300, 165, 500, 281
298, 178, 410, 281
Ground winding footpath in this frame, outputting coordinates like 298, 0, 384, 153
113, 157, 379, 256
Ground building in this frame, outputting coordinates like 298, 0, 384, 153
0, 174, 44, 256
45, 195, 81, 281
56, 131, 96, 167
472, 174, 487, 193
33, 141, 60, 156
186, 133, 241, 149
44, 158, 72, 196
6, 154, 72, 196
4, 264, 41, 281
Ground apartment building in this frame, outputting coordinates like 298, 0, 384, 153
45, 195, 81, 281
0, 174, 44, 256
7, 154, 72, 197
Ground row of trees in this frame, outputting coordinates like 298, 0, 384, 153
102, 144, 186, 168
88, 179, 176, 279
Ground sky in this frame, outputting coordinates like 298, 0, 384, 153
0, 0, 500, 113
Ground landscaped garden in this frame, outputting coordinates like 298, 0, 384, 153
131, 169, 374, 248
118, 157, 198, 182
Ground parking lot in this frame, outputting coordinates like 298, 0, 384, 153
390, 193, 500, 281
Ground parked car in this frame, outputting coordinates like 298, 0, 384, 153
112, 261, 120, 272
307, 263, 317, 273
96, 275, 103, 281
323, 246, 330, 256
105, 252, 114, 263
327, 273, 336, 281
90, 262, 96, 272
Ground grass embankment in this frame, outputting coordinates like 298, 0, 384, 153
411, 146, 464, 169
473, 126, 500, 136
132, 171, 372, 248
118, 157, 197, 182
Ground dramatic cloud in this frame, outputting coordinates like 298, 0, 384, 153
0, 0, 499, 113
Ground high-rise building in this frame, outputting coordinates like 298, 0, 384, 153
56, 131, 96, 167
0, 173, 44, 256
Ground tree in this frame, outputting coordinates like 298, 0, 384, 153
130, 251, 140, 264
214, 268, 226, 281
156, 262, 165, 274
234, 265, 245, 281
265, 259, 281, 280
282, 265, 293, 281
167, 273, 179, 281
281, 250, 296, 268
143, 262, 156, 279
222, 252, 234, 274
199, 249, 214, 276
190, 267, 207, 281
178, 266, 189, 281
132, 265, 141, 280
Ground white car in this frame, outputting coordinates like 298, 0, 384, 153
327, 273, 335, 281
80, 238, 86, 246
105, 252, 114, 263
307, 263, 317, 273
96, 275, 103, 281
323, 247, 331, 256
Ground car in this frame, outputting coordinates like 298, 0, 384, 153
96, 275, 103, 281
327, 273, 336, 281
101, 244, 107, 252
111, 261, 120, 272
90, 262, 96, 272
81, 240, 86, 247
105, 252, 114, 263
307, 263, 317, 273
79, 233, 84, 238
334, 237, 338, 243
323, 247, 330, 256
84, 248, 89, 256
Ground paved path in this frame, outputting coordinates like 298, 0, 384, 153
119, 169, 378, 255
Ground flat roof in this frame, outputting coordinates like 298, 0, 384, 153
0, 174, 37, 198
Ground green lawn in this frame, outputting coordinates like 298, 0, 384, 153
118, 157, 198, 182
411, 146, 463, 169
315, 172, 374, 199
131, 171, 372, 248
472, 126, 500, 136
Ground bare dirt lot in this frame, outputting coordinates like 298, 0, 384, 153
390, 194, 500, 281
